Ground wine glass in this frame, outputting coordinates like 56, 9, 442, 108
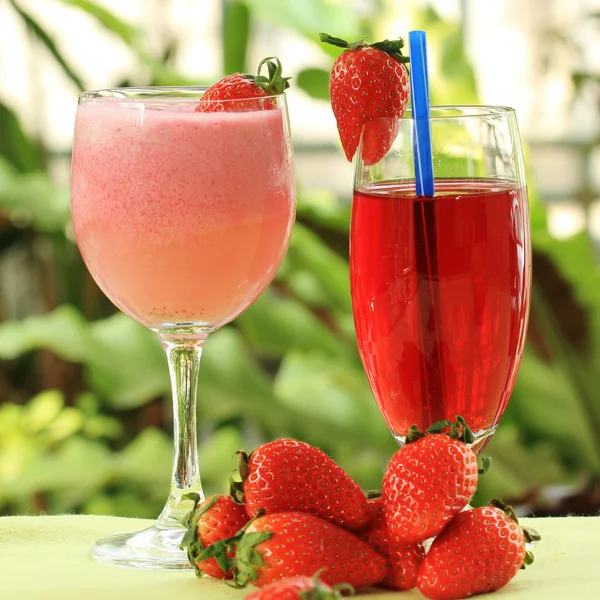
350, 106, 530, 453
70, 87, 295, 569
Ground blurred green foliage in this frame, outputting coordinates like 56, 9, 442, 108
1, 0, 599, 518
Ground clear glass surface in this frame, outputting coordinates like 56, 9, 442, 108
350, 106, 531, 453
70, 86, 296, 569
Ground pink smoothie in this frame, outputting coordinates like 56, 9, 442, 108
71, 98, 295, 330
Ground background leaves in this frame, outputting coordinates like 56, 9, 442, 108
0, 0, 598, 519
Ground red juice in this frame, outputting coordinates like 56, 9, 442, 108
350, 179, 530, 442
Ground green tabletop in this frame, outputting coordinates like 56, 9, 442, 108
0, 514, 596, 599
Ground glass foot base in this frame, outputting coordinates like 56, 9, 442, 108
91, 525, 192, 570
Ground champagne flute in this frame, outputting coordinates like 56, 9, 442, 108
350, 105, 531, 452
70, 87, 295, 569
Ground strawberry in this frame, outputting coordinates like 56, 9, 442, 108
196, 56, 290, 112
197, 511, 387, 589
382, 417, 479, 544
417, 500, 540, 600
245, 574, 348, 600
231, 438, 370, 532
180, 493, 249, 578
320, 33, 410, 166
359, 495, 424, 590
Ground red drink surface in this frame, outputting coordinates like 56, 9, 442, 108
350, 179, 530, 439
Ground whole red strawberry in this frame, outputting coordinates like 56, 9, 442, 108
232, 438, 370, 532
417, 500, 540, 600
360, 495, 424, 590
245, 574, 347, 600
320, 33, 410, 166
382, 418, 479, 544
197, 511, 387, 589
180, 493, 249, 578
197, 56, 290, 112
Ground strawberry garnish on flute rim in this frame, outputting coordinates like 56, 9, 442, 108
320, 33, 410, 165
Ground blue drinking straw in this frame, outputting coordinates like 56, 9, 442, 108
409, 30, 435, 197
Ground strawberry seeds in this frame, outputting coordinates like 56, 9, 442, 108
181, 421, 540, 600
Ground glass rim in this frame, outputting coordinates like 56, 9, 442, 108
79, 86, 286, 103
403, 104, 516, 120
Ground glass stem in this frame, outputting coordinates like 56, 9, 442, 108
156, 334, 206, 529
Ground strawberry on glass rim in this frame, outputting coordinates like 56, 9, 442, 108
196, 56, 291, 112
320, 32, 410, 165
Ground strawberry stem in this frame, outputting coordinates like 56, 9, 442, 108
332, 583, 355, 596
453, 415, 475, 443
489, 499, 541, 570
406, 424, 426, 443
244, 56, 291, 95
230, 450, 249, 504
523, 526, 542, 544
490, 497, 518, 522
237, 450, 250, 479
522, 550, 535, 568
365, 489, 382, 499
478, 455, 492, 475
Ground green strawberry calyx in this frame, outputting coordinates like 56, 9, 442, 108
365, 489, 382, 499
406, 415, 475, 444
300, 588, 346, 600
242, 56, 291, 95
490, 498, 542, 569
405, 416, 492, 474
229, 450, 250, 504
319, 32, 410, 64
299, 571, 354, 600
179, 492, 219, 577
194, 509, 271, 588
196, 515, 355, 593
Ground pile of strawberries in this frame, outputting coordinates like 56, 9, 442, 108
181, 418, 540, 600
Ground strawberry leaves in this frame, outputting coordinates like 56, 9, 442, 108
319, 33, 410, 64
187, 507, 272, 587
229, 529, 273, 588
489, 498, 541, 568
370, 38, 410, 64
229, 450, 249, 504
180, 492, 250, 579
180, 493, 218, 577
246, 56, 291, 95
